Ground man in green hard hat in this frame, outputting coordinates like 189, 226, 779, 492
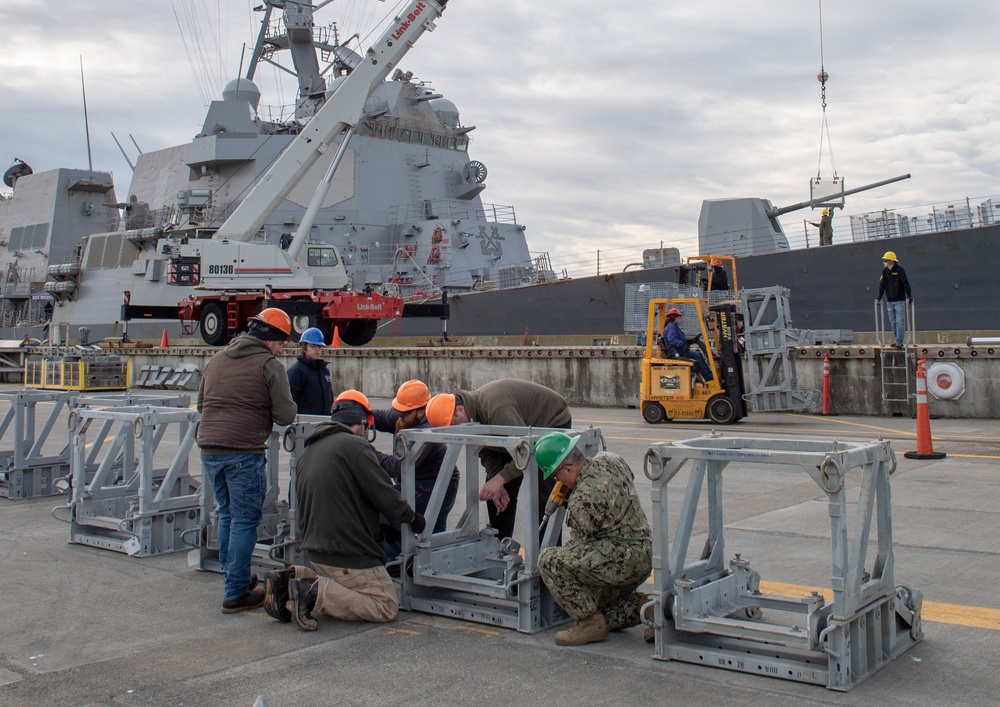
533, 431, 652, 646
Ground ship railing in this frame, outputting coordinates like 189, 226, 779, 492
105, 205, 177, 233
386, 201, 518, 225
784, 194, 1000, 249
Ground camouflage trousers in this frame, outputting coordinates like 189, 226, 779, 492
538, 540, 652, 628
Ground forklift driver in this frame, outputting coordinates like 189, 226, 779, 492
657, 308, 714, 383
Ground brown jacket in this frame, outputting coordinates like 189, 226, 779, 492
196, 334, 297, 454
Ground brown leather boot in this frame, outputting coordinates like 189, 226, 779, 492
554, 612, 609, 646
289, 571, 319, 631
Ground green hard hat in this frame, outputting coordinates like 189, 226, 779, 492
534, 431, 582, 479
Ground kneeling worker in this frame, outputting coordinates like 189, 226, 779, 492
534, 431, 652, 646
264, 391, 425, 630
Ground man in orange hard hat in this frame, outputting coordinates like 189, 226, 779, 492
372, 380, 460, 560
265, 390, 425, 631
425, 379, 571, 541
197, 308, 297, 614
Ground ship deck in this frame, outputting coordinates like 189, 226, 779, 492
1, 393, 997, 706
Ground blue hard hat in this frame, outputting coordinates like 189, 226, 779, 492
300, 327, 326, 346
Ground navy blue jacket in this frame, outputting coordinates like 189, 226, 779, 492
878, 263, 912, 302
286, 356, 333, 415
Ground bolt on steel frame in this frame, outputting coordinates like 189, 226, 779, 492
641, 434, 922, 691
394, 424, 604, 633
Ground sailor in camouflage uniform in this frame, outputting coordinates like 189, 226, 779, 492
534, 431, 652, 646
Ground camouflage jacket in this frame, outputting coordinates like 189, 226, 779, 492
565, 452, 651, 549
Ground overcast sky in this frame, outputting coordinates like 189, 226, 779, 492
2, 0, 998, 276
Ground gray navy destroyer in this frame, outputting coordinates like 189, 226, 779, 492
1, 0, 998, 345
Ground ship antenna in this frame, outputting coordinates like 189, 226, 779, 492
80, 56, 94, 175
815, 0, 838, 185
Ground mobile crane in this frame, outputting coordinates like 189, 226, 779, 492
173, 0, 451, 345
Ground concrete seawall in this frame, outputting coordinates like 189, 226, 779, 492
64, 343, 1000, 419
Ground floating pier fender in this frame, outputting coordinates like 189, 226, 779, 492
925, 362, 965, 401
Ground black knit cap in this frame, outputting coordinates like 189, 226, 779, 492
329, 400, 369, 426
248, 320, 288, 342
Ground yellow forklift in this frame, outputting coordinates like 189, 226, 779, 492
639, 256, 747, 424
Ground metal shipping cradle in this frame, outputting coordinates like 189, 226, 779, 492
640, 434, 922, 692
53, 401, 201, 557
394, 424, 604, 634
1, 390, 190, 499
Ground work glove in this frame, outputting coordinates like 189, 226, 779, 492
410, 513, 427, 534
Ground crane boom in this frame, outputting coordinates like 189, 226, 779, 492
213, 0, 450, 243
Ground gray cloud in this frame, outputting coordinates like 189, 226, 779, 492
2, 0, 998, 275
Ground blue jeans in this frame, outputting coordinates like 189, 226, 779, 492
384, 477, 459, 562
886, 300, 907, 344
203, 453, 267, 601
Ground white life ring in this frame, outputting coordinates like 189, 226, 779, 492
926, 362, 965, 401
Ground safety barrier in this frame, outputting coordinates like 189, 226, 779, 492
395, 423, 604, 633
54, 404, 201, 557
641, 434, 922, 692
24, 352, 131, 391
1, 390, 190, 499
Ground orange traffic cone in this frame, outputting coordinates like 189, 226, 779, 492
905, 355, 946, 460
331, 325, 341, 348
160, 329, 169, 349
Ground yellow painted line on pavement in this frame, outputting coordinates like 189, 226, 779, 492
759, 581, 1000, 631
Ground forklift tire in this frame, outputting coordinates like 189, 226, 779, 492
707, 395, 737, 424
200, 302, 233, 346
642, 402, 667, 424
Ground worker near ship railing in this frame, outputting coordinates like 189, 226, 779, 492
263, 391, 426, 631
533, 432, 652, 646
877, 250, 913, 349
705, 258, 730, 291
286, 327, 333, 415
809, 208, 834, 246
197, 308, 297, 614
424, 379, 572, 541
658, 308, 714, 383
371, 379, 460, 562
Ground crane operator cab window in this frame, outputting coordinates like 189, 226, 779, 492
307, 247, 339, 268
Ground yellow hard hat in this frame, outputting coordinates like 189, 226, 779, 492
882, 251, 897, 262
822, 209, 830, 216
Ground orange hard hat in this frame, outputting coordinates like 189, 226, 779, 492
334, 389, 374, 427
248, 307, 291, 336
392, 379, 430, 412
666, 307, 682, 317
425, 393, 456, 428
711, 258, 723, 267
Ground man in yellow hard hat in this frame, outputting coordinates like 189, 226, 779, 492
198, 307, 297, 614
532, 431, 652, 646
809, 208, 834, 246
877, 251, 913, 348
371, 380, 460, 559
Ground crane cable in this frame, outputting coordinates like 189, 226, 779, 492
815, 0, 838, 184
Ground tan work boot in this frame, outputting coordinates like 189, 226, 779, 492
554, 612, 609, 646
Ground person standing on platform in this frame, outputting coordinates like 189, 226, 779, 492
198, 308, 297, 614
877, 251, 913, 348
810, 209, 834, 246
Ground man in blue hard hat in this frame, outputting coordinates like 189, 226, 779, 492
533, 431, 652, 646
286, 327, 333, 415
